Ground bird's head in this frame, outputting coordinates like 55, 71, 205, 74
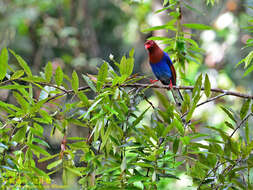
144, 40, 156, 51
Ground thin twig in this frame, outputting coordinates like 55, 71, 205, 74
181, 93, 227, 119
230, 113, 253, 138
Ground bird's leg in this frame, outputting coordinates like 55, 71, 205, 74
169, 80, 173, 89
150, 79, 159, 84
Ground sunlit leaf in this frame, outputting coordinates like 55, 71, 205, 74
97, 61, 108, 91
45, 62, 53, 82
204, 74, 211, 97
240, 99, 251, 119
47, 159, 62, 170
183, 23, 212, 30
55, 66, 63, 86
10, 50, 32, 77
71, 70, 79, 93
0, 48, 8, 80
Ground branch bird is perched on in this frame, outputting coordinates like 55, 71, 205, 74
144, 40, 183, 106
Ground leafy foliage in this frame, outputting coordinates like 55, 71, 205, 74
0, 1, 253, 190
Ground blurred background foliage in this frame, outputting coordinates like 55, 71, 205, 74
0, 0, 252, 189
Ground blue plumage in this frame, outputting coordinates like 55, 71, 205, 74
150, 52, 174, 85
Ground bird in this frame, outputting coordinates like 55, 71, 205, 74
144, 40, 183, 106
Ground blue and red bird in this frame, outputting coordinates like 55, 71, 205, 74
144, 40, 183, 106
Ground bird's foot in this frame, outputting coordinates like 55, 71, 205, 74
150, 79, 159, 84
169, 80, 173, 89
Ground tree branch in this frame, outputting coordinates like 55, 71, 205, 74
43, 83, 253, 103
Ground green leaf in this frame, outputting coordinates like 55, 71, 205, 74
244, 51, 253, 69
11, 70, 24, 80
183, 23, 212, 30
12, 126, 27, 142
220, 106, 236, 123
65, 166, 82, 176
0, 85, 29, 89
131, 107, 150, 129
0, 48, 8, 80
240, 99, 251, 119
38, 153, 59, 163
45, 62, 53, 82
119, 56, 127, 76
129, 48, 135, 58
79, 98, 102, 119
55, 66, 63, 86
192, 74, 202, 97
142, 24, 176, 33
33, 138, 50, 148
82, 74, 96, 92
47, 159, 62, 170
204, 74, 211, 97
77, 92, 89, 107
180, 136, 191, 145
29, 144, 50, 156
71, 70, 79, 93
13, 91, 29, 112
173, 118, 184, 135
224, 121, 234, 130
173, 138, 180, 154
243, 64, 253, 77
97, 62, 108, 91
163, 0, 169, 6
10, 50, 32, 77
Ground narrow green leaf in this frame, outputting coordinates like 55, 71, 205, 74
142, 24, 176, 33
245, 121, 249, 143
30, 144, 50, 156
45, 62, 53, 82
101, 124, 113, 150
55, 66, 63, 86
77, 92, 89, 107
0, 85, 29, 89
10, 50, 32, 77
240, 99, 251, 119
129, 48, 135, 58
0, 48, 8, 80
38, 153, 59, 163
79, 98, 102, 119
12, 126, 27, 142
204, 74, 211, 97
220, 106, 236, 123
183, 23, 212, 30
11, 70, 24, 80
65, 166, 82, 176
180, 136, 191, 145
224, 121, 234, 130
47, 159, 62, 170
244, 51, 253, 68
173, 118, 184, 135
173, 138, 180, 154
33, 138, 50, 148
243, 64, 253, 77
82, 74, 96, 92
71, 70, 79, 93
131, 107, 150, 128
13, 91, 29, 112
119, 56, 127, 76
192, 74, 202, 97
97, 62, 108, 91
